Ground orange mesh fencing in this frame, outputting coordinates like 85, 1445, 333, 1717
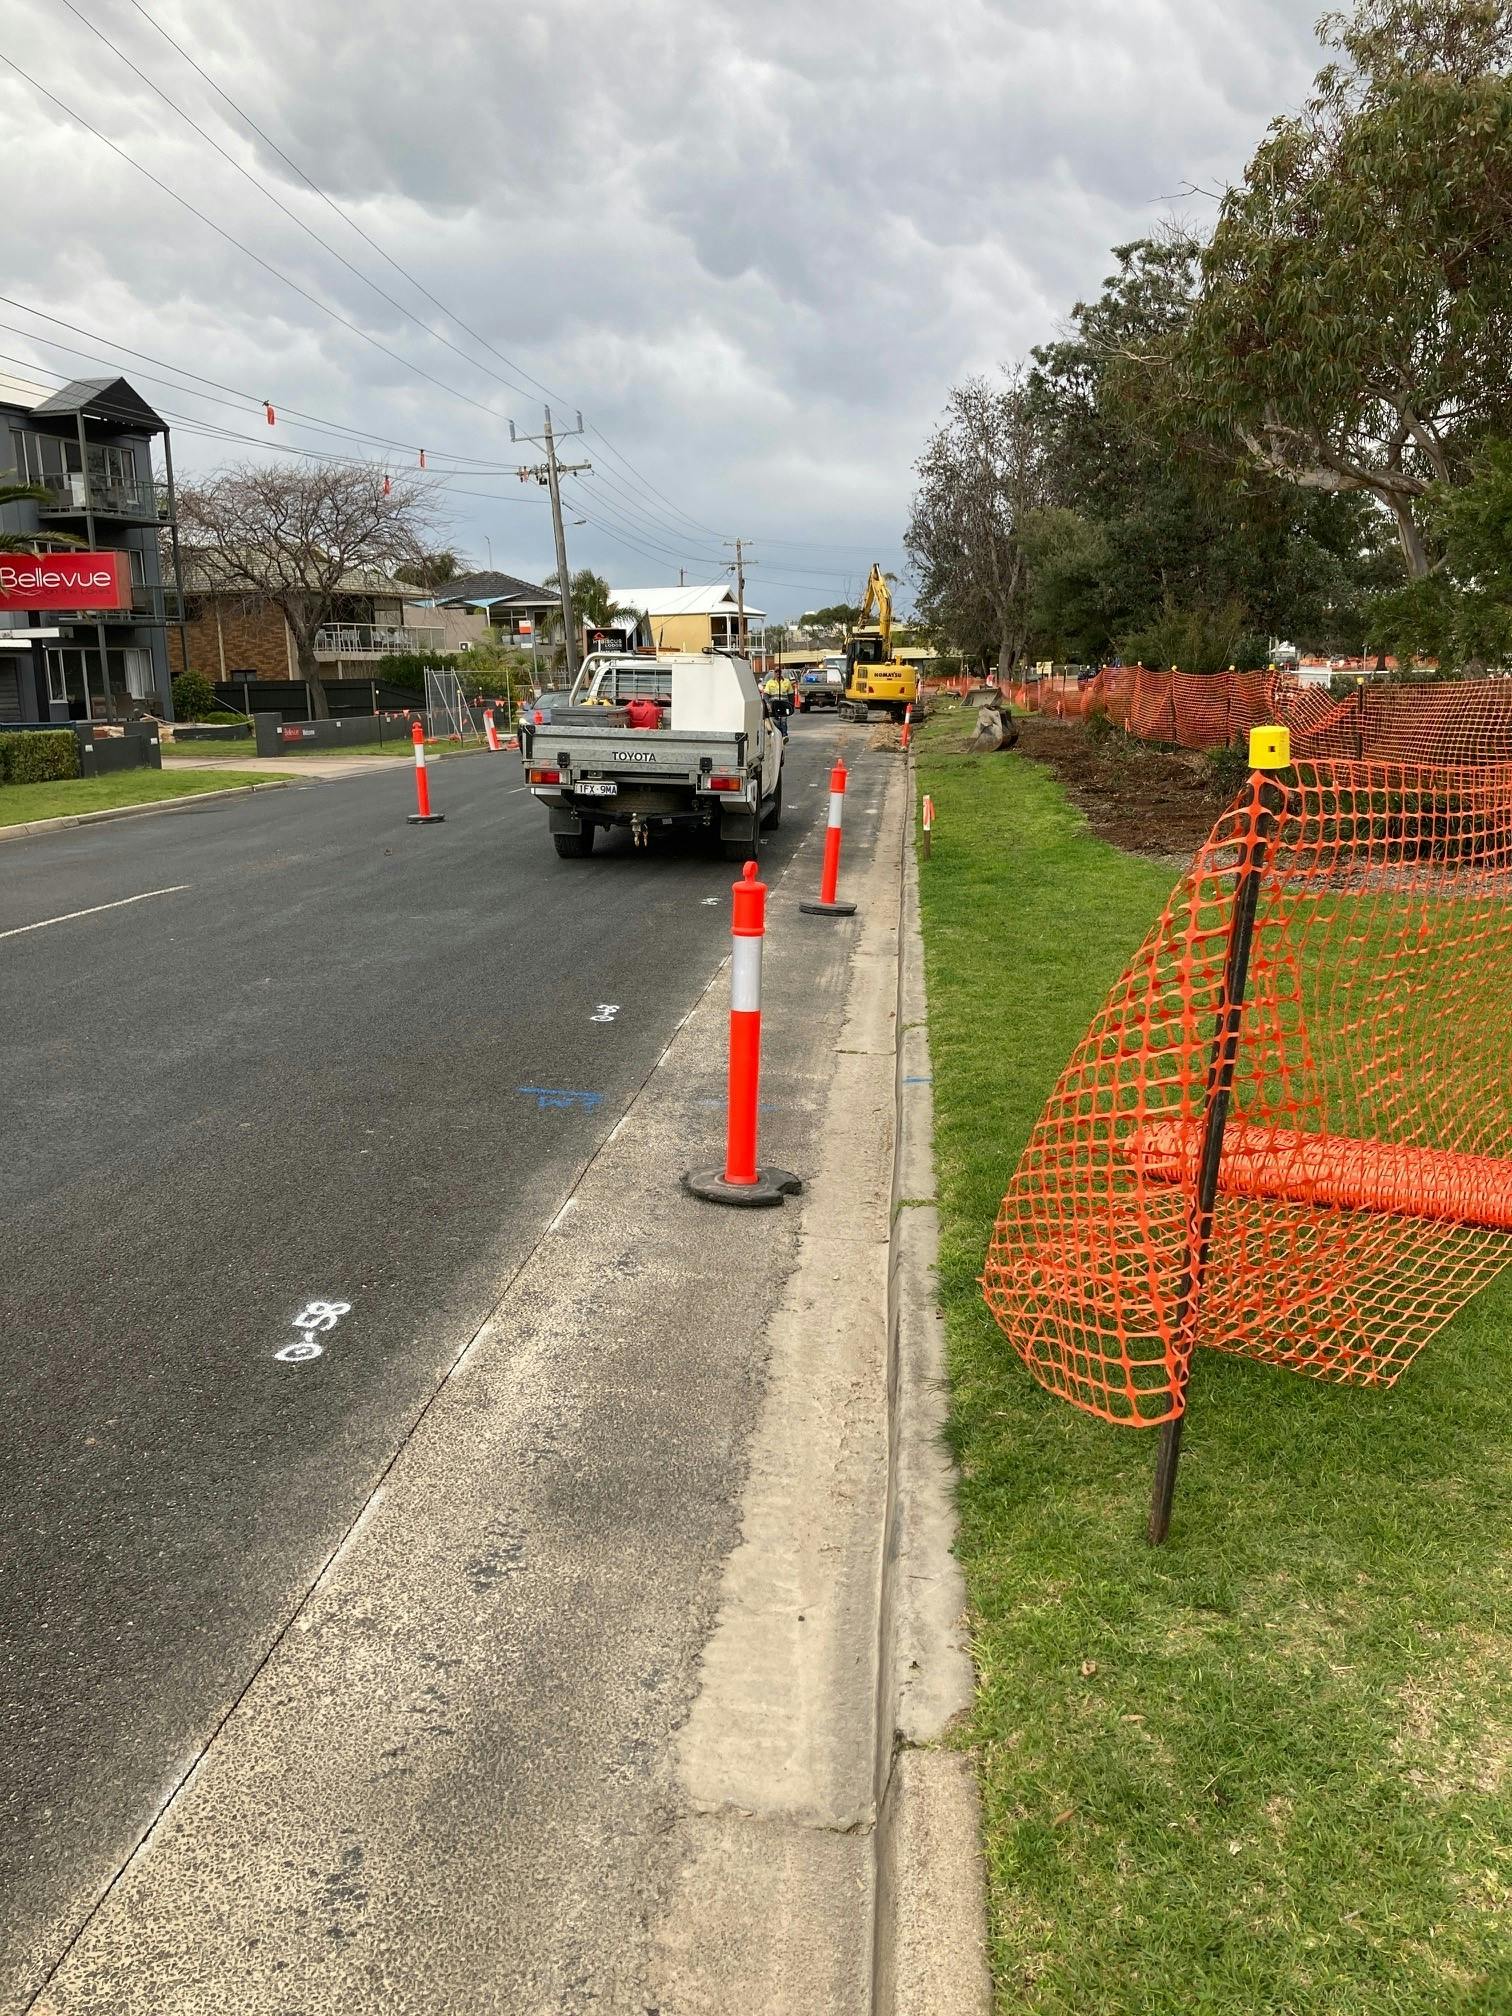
982, 760, 1512, 1426
1072, 667, 1512, 767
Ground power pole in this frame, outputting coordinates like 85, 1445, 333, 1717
724, 538, 756, 651
511, 407, 591, 682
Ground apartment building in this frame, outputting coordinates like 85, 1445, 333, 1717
0, 374, 186, 723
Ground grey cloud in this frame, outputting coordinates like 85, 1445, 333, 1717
4, 0, 1328, 610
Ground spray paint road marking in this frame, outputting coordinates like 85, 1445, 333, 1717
589, 1003, 620, 1023
517, 1086, 603, 1113
0, 884, 189, 941
275, 1299, 351, 1364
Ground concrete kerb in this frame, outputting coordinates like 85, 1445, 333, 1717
870, 756, 992, 2016
0, 779, 291, 843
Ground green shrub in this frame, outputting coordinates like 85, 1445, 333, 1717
1085, 704, 1114, 743
171, 670, 217, 720
0, 730, 79, 784
199, 709, 251, 725
1205, 740, 1250, 799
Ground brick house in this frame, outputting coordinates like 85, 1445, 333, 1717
168, 569, 490, 685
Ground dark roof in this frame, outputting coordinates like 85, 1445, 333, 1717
29, 376, 167, 433
427, 570, 557, 607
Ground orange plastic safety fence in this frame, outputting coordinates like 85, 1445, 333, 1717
983, 760, 1512, 1425
1072, 666, 1512, 768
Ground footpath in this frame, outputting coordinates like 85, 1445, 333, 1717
30, 744, 988, 2015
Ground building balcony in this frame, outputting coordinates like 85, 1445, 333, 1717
314, 623, 444, 658
33, 474, 172, 525
54, 585, 181, 629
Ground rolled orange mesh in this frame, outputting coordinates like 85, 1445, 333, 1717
1128, 1120, 1512, 1232
982, 759, 1512, 1426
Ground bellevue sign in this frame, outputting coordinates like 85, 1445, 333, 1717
0, 553, 128, 612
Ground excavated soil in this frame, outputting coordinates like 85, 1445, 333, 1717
1009, 714, 1235, 860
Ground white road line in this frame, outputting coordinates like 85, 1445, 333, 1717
0, 884, 190, 942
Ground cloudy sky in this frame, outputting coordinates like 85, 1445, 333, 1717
3, 0, 1330, 616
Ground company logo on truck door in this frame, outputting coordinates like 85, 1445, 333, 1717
611, 748, 658, 763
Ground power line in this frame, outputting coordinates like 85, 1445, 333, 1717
0, 49, 514, 426
8, 19, 886, 579
0, 348, 540, 486
561, 490, 852, 594
127, 0, 570, 412
122, 1, 751, 547
60, 0, 550, 413
0, 295, 520, 466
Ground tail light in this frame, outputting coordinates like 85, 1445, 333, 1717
529, 767, 561, 786
707, 773, 743, 792
532, 709, 544, 724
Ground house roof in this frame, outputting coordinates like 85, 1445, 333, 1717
426, 570, 557, 607
29, 376, 167, 433
611, 585, 766, 619
179, 555, 423, 596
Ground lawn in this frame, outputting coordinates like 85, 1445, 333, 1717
912, 710, 1512, 2016
0, 768, 271, 827
163, 735, 496, 763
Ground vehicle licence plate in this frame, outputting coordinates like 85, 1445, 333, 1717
576, 781, 618, 797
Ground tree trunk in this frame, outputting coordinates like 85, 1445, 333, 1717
293, 628, 330, 718
1388, 496, 1431, 579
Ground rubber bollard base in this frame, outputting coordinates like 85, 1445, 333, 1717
799, 898, 857, 917
682, 1166, 803, 1209
407, 812, 446, 824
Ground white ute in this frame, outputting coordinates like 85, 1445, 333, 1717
527, 650, 784, 860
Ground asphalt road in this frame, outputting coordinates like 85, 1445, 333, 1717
0, 716, 880, 2011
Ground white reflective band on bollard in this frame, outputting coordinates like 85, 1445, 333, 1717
730, 932, 762, 1013
828, 790, 845, 826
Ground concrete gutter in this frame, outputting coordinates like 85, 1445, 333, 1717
0, 780, 291, 843
647, 752, 991, 2012
870, 759, 992, 2014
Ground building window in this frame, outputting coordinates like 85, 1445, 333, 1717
124, 648, 155, 700
46, 650, 67, 705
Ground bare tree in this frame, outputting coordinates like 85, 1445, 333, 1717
175, 462, 437, 717
906, 372, 1048, 679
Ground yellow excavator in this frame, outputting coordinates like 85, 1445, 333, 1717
839, 564, 918, 723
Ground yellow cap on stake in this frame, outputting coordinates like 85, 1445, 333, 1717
1249, 725, 1291, 770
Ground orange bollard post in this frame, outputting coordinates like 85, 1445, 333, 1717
484, 708, 501, 752
683, 862, 801, 1208
800, 758, 857, 918
901, 702, 913, 751
408, 720, 444, 825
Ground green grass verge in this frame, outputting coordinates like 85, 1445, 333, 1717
0, 769, 270, 826
912, 710, 1512, 2016
163, 736, 492, 763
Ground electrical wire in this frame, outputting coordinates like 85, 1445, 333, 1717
60, 0, 550, 413
0, 49, 514, 425
0, 296, 522, 466
127, 0, 570, 413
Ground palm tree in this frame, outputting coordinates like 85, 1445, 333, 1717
0, 474, 83, 551
567, 568, 643, 642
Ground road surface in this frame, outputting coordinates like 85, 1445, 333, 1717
0, 717, 889, 2012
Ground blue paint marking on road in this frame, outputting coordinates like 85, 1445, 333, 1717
517, 1086, 604, 1112
902, 1075, 934, 1084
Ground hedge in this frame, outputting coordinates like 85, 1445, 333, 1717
0, 730, 80, 785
